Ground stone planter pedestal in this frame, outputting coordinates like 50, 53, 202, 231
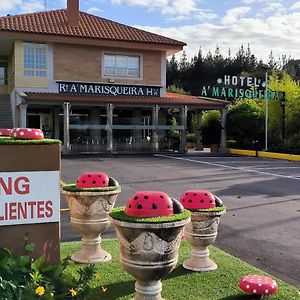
110, 218, 190, 300
63, 189, 120, 263
183, 209, 226, 272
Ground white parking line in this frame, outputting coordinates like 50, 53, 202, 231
253, 166, 300, 170
155, 155, 300, 181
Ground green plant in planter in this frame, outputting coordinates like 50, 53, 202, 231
62, 184, 121, 193
109, 206, 191, 223
0, 247, 98, 299
188, 205, 227, 213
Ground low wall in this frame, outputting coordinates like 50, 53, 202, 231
228, 148, 256, 157
229, 148, 300, 162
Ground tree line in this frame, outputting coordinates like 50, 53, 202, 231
167, 44, 290, 96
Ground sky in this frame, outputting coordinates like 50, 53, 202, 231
1, 0, 300, 62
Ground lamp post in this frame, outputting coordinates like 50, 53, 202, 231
281, 94, 286, 141
261, 67, 269, 151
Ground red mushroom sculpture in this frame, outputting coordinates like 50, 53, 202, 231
0, 128, 12, 136
239, 275, 278, 296
11, 128, 44, 140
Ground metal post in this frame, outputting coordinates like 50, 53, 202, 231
106, 104, 113, 152
281, 97, 286, 141
264, 70, 268, 151
220, 108, 228, 153
63, 102, 70, 154
152, 105, 159, 152
180, 105, 188, 154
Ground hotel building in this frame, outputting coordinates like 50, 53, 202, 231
0, 0, 227, 153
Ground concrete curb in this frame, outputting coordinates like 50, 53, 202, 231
229, 148, 300, 161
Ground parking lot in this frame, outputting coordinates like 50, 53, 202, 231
61, 154, 300, 288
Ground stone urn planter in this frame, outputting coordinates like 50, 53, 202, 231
110, 191, 191, 300
62, 172, 121, 263
179, 190, 226, 272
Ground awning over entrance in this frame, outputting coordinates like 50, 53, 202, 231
24, 92, 228, 108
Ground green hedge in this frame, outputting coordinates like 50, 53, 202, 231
0, 138, 61, 145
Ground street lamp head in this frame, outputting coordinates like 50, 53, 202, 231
260, 64, 269, 70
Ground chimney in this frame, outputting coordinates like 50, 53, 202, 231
67, 0, 79, 27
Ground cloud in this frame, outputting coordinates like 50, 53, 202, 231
135, 11, 300, 62
290, 1, 300, 10
222, 6, 252, 25
20, 1, 45, 13
87, 7, 103, 15
108, 0, 216, 19
0, 0, 22, 13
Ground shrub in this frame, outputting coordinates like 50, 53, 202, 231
0, 246, 98, 299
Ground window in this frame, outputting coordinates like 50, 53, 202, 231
104, 54, 140, 78
0, 65, 7, 85
23, 43, 47, 77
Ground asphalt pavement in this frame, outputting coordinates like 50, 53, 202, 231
60, 154, 300, 289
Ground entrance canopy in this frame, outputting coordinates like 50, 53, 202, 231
24, 92, 228, 109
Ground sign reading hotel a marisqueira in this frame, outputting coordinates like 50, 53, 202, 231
201, 75, 284, 100
0, 171, 60, 226
58, 81, 161, 97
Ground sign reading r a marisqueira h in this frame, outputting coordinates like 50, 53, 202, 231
200, 75, 284, 100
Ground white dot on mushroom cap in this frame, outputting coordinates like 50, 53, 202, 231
253, 290, 257, 294
271, 285, 274, 289
246, 285, 250, 289
13, 133, 17, 137
265, 290, 269, 294
35, 132, 39, 135
258, 284, 262, 286
27, 129, 32, 132
242, 279, 246, 282
20, 132, 24, 136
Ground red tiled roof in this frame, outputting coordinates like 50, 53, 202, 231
0, 9, 185, 47
24, 92, 228, 107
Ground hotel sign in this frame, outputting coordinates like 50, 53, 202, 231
57, 81, 160, 97
201, 75, 284, 100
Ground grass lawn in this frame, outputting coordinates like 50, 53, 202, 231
61, 240, 299, 300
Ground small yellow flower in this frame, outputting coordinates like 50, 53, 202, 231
69, 288, 77, 297
35, 286, 45, 296
94, 273, 101, 279
101, 286, 107, 293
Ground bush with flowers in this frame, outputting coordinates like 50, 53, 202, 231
0, 245, 98, 299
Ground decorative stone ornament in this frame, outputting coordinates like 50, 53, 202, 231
0, 128, 12, 136
239, 275, 279, 295
110, 191, 190, 300
62, 174, 121, 263
11, 128, 44, 140
125, 191, 174, 217
179, 190, 216, 210
76, 172, 109, 188
180, 190, 226, 272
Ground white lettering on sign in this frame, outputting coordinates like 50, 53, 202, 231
217, 75, 265, 88
0, 171, 60, 226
